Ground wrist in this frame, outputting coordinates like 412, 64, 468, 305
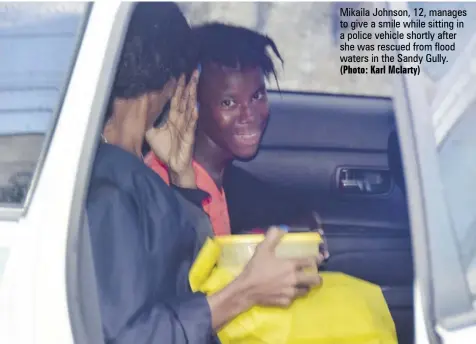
207, 273, 255, 330
229, 272, 256, 310
169, 167, 196, 189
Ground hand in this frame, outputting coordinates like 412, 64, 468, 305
238, 226, 322, 308
145, 70, 199, 186
206, 227, 322, 330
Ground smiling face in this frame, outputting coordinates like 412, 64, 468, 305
197, 63, 269, 159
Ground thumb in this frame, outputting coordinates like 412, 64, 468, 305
145, 127, 156, 144
145, 127, 163, 147
258, 226, 288, 253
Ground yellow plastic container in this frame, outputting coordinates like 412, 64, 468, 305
189, 236, 398, 344
215, 233, 322, 274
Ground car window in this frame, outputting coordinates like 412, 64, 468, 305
179, 2, 393, 97
0, 3, 88, 207
408, 2, 476, 82
430, 9, 476, 298
406, 2, 476, 106
438, 98, 476, 299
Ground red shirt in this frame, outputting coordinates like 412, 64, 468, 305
144, 152, 231, 236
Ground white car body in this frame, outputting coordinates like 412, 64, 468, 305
0, 1, 123, 343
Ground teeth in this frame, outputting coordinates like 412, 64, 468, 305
237, 132, 258, 138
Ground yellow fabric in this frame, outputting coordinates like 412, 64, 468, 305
189, 238, 398, 344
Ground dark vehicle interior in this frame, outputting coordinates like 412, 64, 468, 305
71, 3, 414, 344
224, 92, 413, 344
0, 2, 415, 344
15, 2, 476, 344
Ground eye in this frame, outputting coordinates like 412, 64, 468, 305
221, 99, 236, 108
252, 90, 266, 101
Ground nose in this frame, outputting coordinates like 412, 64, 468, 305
238, 103, 254, 123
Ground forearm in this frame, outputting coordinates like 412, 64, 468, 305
207, 274, 254, 331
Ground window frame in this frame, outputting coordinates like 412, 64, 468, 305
432, 34, 476, 145
0, 2, 130, 342
0, 3, 92, 217
63, 3, 136, 343
388, 0, 476, 339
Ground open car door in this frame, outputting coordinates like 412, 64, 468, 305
389, 2, 476, 344
0, 2, 134, 343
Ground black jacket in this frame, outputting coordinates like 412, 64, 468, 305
86, 143, 219, 344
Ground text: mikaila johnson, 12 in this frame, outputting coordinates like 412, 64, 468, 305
339, 6, 467, 18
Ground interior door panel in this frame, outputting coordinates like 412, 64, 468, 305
227, 92, 414, 344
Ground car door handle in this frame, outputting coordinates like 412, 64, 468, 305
341, 178, 366, 191
336, 167, 392, 195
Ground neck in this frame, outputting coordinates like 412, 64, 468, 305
103, 126, 143, 158
194, 131, 233, 188
102, 97, 148, 159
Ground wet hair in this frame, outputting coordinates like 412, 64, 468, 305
191, 22, 283, 86
105, 2, 197, 121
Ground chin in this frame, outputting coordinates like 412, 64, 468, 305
233, 146, 260, 161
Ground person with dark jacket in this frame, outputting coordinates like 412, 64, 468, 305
86, 3, 323, 344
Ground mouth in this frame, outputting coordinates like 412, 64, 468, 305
233, 130, 261, 146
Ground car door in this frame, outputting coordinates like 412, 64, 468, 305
388, 2, 476, 344
0, 2, 129, 343
180, 3, 413, 344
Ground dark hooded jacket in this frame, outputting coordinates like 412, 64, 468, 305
86, 143, 220, 344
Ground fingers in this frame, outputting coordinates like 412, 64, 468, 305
170, 74, 186, 118
273, 283, 317, 307
273, 296, 294, 308
293, 254, 325, 272
186, 106, 199, 134
257, 226, 286, 253
289, 257, 321, 288
294, 285, 311, 298
169, 71, 200, 132
293, 256, 318, 270
185, 70, 200, 131
179, 76, 191, 114
187, 69, 199, 107
295, 270, 322, 288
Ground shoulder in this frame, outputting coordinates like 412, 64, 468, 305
86, 178, 137, 222
86, 163, 184, 246
89, 145, 180, 216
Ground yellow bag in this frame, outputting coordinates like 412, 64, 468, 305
189, 238, 398, 344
